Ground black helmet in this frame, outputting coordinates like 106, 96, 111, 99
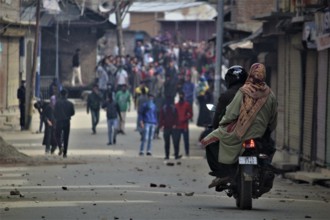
225, 65, 247, 87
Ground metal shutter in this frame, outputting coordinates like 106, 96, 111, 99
302, 50, 317, 161
276, 37, 287, 149
327, 50, 330, 167
316, 50, 328, 166
288, 44, 302, 153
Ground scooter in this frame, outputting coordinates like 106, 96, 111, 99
206, 104, 276, 210
218, 138, 276, 210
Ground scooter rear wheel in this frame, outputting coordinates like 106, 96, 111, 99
237, 166, 252, 210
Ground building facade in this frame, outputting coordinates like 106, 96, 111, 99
252, 0, 330, 169
221, 0, 330, 169
0, 0, 36, 129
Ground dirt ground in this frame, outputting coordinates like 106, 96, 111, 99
0, 136, 32, 164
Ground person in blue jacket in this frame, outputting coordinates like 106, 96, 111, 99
138, 93, 158, 156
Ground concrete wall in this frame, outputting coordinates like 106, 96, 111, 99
0, 36, 20, 109
161, 20, 216, 42
0, 38, 9, 110
40, 26, 99, 88
0, 1, 20, 22
129, 13, 163, 37
99, 30, 151, 57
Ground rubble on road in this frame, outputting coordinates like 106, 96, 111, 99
0, 136, 84, 166
0, 136, 31, 164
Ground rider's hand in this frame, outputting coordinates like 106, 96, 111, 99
201, 137, 219, 148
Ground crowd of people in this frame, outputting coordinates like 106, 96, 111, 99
27, 38, 219, 159
88, 38, 219, 159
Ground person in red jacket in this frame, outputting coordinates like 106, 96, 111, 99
159, 96, 178, 160
173, 91, 193, 158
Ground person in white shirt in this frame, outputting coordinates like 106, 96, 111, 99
115, 65, 128, 91
71, 48, 83, 86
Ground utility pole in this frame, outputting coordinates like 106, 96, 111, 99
213, 0, 224, 102
115, 0, 124, 57
25, 0, 40, 130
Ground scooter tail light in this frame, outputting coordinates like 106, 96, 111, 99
243, 139, 255, 149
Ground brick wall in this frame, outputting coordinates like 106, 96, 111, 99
233, 0, 274, 23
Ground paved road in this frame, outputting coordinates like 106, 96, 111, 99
1, 107, 330, 220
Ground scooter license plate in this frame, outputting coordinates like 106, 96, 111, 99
239, 156, 257, 165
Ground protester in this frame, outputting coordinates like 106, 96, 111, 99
87, 84, 103, 134
48, 77, 62, 97
115, 84, 131, 134
42, 97, 56, 154
71, 48, 83, 86
190, 66, 199, 85
115, 65, 129, 91
159, 96, 177, 160
135, 87, 148, 140
134, 41, 144, 65
196, 75, 212, 127
34, 99, 48, 133
96, 59, 109, 101
104, 55, 118, 97
54, 89, 75, 158
173, 91, 193, 158
138, 93, 158, 156
134, 81, 149, 110
102, 93, 122, 145
164, 60, 178, 103
17, 80, 26, 130
182, 73, 195, 117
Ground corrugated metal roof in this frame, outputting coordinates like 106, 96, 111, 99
224, 22, 262, 33
55, 2, 81, 22
163, 3, 217, 21
20, 6, 36, 22
224, 27, 263, 50
129, 2, 205, 13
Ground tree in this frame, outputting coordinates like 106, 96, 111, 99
114, 0, 132, 57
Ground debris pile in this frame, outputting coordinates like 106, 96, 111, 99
0, 136, 31, 164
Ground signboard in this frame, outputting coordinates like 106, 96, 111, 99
316, 33, 330, 51
2, 27, 26, 37
315, 8, 330, 51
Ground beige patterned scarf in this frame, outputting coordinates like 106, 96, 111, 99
235, 63, 270, 139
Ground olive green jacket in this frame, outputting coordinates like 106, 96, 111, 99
205, 90, 277, 164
